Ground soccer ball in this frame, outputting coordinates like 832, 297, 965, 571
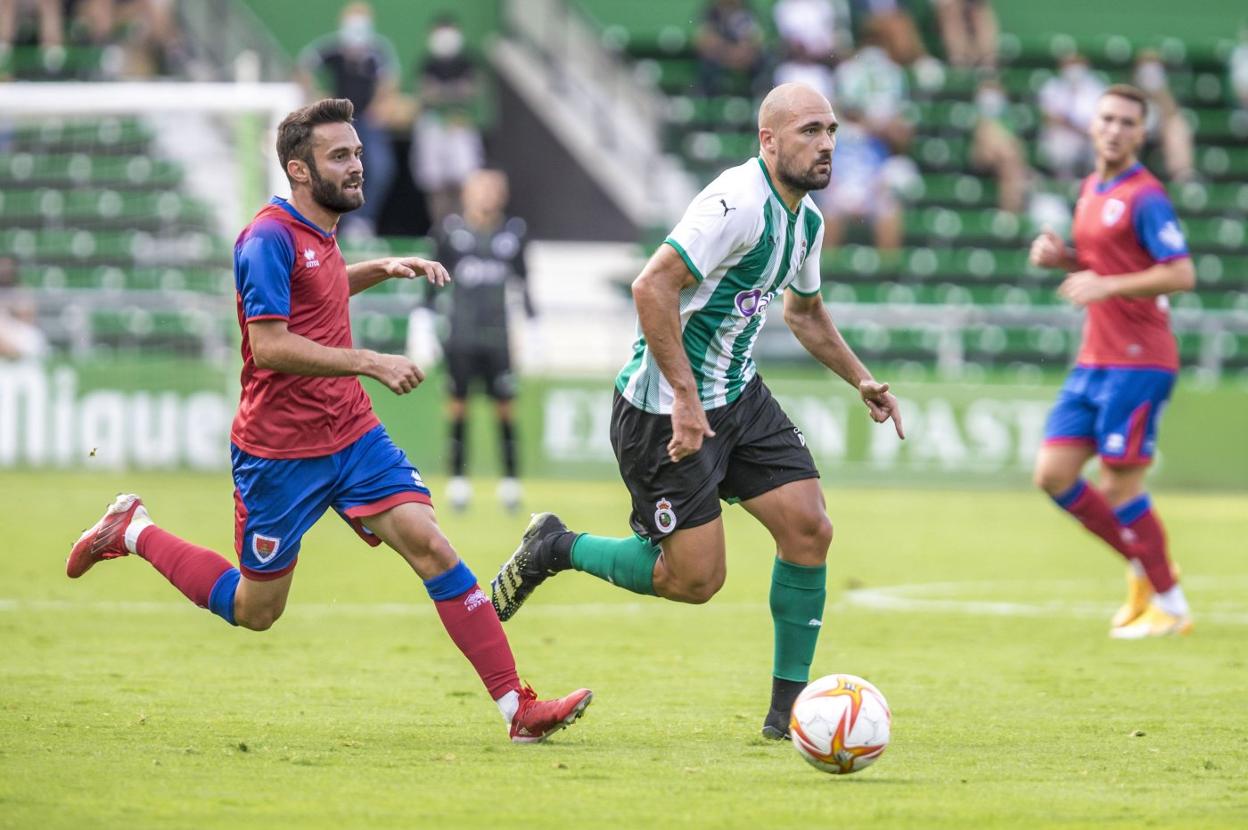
789, 674, 891, 775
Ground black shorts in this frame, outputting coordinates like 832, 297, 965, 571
610, 375, 819, 542
445, 343, 515, 401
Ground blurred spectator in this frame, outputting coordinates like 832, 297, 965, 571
1133, 50, 1195, 182
932, 0, 998, 68
815, 110, 904, 253
694, 0, 765, 96
0, 292, 48, 361
0, 0, 65, 75
1232, 25, 1248, 111
81, 0, 188, 77
411, 16, 484, 224
1037, 53, 1104, 179
850, 0, 929, 68
970, 77, 1029, 213
834, 37, 912, 151
298, 2, 400, 237
773, 0, 852, 63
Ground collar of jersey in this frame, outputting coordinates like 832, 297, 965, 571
756, 157, 799, 219
270, 196, 337, 239
1092, 162, 1143, 194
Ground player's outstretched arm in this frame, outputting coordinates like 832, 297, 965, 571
633, 245, 716, 462
346, 256, 451, 296
783, 290, 904, 439
248, 319, 424, 395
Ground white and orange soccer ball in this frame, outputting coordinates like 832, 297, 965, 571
789, 674, 891, 775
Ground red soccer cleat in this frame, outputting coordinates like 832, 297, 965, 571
67, 494, 148, 578
509, 684, 593, 744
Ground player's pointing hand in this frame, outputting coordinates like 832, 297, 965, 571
385, 256, 452, 287
859, 379, 904, 440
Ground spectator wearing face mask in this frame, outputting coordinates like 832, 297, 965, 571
297, 2, 400, 237
1037, 53, 1105, 179
1134, 50, 1195, 183
411, 16, 484, 224
970, 77, 1029, 213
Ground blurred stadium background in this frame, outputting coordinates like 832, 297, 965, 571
1, 0, 1245, 488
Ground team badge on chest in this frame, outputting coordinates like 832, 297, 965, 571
1101, 198, 1125, 227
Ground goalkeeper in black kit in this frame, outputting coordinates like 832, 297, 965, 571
425, 169, 534, 512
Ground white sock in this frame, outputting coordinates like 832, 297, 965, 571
1154, 585, 1190, 618
123, 513, 154, 554
1129, 559, 1146, 578
495, 689, 520, 724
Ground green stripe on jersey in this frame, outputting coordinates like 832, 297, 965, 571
617, 157, 822, 414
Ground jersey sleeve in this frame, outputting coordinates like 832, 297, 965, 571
789, 220, 825, 296
1132, 189, 1189, 263
664, 183, 761, 282
235, 221, 295, 322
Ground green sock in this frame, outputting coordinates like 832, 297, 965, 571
569, 533, 659, 596
770, 558, 827, 682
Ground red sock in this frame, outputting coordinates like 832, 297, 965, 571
135, 527, 235, 609
1052, 479, 1134, 561
1118, 501, 1177, 594
434, 585, 520, 700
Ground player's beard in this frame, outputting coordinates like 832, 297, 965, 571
308, 161, 364, 214
778, 152, 833, 194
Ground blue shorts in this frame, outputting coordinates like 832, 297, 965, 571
1043, 366, 1176, 467
231, 425, 431, 580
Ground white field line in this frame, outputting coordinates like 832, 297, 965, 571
3, 577, 1247, 623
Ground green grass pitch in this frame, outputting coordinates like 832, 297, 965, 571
2, 472, 1246, 829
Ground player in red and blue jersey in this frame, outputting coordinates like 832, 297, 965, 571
1029, 84, 1196, 638
66, 99, 591, 741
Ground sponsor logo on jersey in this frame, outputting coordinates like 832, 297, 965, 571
1101, 198, 1126, 227
654, 498, 677, 533
302, 247, 321, 268
252, 533, 281, 564
1158, 220, 1186, 251
719, 198, 736, 216
734, 288, 775, 318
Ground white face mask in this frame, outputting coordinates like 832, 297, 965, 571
428, 27, 464, 59
340, 14, 373, 47
976, 89, 1006, 117
1136, 61, 1166, 92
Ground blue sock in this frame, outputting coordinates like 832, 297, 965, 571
423, 560, 477, 600
207, 568, 240, 626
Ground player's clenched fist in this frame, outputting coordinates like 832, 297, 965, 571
368, 352, 425, 395
1029, 230, 1069, 269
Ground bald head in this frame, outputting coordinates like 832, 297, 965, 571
758, 83, 833, 132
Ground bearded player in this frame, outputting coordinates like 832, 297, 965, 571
1030, 84, 1196, 638
491, 83, 904, 739
67, 98, 591, 742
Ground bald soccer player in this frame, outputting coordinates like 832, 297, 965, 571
490, 84, 905, 739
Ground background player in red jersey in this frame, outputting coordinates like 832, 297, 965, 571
66, 98, 591, 742
1029, 84, 1196, 638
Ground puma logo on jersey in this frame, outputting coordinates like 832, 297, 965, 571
719, 199, 736, 216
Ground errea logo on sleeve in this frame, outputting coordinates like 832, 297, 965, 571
303, 248, 321, 268
1158, 221, 1186, 251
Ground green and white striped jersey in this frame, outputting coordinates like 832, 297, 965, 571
616, 157, 825, 414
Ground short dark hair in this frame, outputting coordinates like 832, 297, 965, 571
276, 98, 355, 181
1101, 84, 1148, 119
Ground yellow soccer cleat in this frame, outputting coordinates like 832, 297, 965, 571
1109, 603, 1193, 639
1110, 567, 1153, 628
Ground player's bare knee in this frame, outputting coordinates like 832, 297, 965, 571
236, 603, 283, 632
678, 576, 723, 604
1033, 465, 1072, 496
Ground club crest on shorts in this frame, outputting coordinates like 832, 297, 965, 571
252, 533, 281, 564
1101, 198, 1125, 227
654, 498, 677, 533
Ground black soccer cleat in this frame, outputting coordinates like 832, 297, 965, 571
491, 512, 572, 621
761, 706, 791, 740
